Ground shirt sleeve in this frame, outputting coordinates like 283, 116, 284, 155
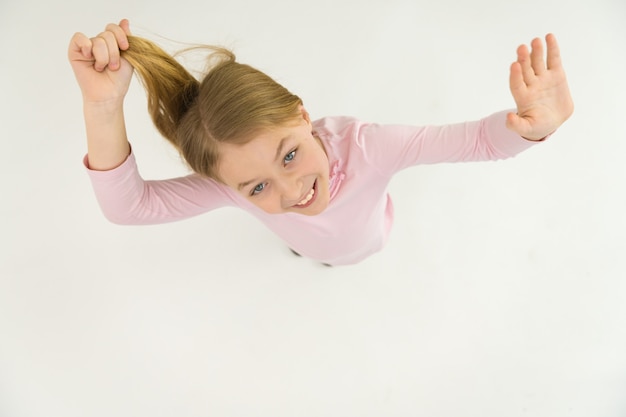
354, 110, 544, 176
84, 150, 235, 225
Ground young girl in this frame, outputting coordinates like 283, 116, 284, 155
68, 19, 573, 266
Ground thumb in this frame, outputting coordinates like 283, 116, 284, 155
505, 112, 529, 137
506, 112, 548, 141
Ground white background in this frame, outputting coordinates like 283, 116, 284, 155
1, 0, 625, 416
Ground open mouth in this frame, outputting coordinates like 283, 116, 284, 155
294, 180, 317, 208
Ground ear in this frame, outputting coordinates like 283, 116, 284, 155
299, 105, 311, 125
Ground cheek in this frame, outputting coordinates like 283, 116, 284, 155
250, 193, 283, 214
308, 146, 329, 173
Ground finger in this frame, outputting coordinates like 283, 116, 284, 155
69, 32, 94, 60
90, 36, 111, 72
96, 30, 122, 70
105, 22, 130, 51
529, 37, 545, 75
545, 33, 562, 70
509, 61, 527, 94
119, 19, 132, 36
516, 44, 535, 84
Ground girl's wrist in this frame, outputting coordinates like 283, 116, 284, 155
83, 97, 125, 115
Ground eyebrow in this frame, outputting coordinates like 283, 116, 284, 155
237, 136, 290, 191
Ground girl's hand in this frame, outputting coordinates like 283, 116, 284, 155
506, 34, 574, 141
68, 19, 134, 105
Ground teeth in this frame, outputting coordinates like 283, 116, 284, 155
297, 187, 315, 206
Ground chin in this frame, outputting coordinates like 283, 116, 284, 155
298, 206, 326, 216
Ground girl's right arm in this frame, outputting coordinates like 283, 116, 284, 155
68, 20, 133, 171
69, 20, 236, 225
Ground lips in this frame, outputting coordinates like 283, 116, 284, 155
294, 180, 317, 208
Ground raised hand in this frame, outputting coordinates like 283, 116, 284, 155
506, 34, 574, 141
69, 20, 135, 170
68, 19, 134, 104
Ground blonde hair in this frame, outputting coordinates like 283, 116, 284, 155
121, 35, 303, 181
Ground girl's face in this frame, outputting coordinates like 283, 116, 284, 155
218, 107, 331, 216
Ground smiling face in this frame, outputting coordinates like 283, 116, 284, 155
218, 107, 331, 215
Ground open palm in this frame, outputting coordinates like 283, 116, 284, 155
506, 34, 574, 141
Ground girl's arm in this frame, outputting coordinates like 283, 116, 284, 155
68, 20, 133, 170
70, 21, 235, 224
84, 152, 235, 225
347, 34, 573, 174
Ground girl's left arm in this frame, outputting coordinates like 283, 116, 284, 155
505, 34, 574, 141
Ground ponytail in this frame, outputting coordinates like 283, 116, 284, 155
120, 35, 303, 181
121, 36, 203, 146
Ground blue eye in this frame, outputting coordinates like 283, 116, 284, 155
284, 150, 296, 163
251, 183, 265, 196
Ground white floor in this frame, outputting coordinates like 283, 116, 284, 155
1, 1, 625, 416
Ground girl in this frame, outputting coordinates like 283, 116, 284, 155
68, 19, 573, 266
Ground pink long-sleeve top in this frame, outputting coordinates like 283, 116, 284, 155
85, 110, 541, 265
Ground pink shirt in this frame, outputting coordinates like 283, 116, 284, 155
85, 110, 541, 265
